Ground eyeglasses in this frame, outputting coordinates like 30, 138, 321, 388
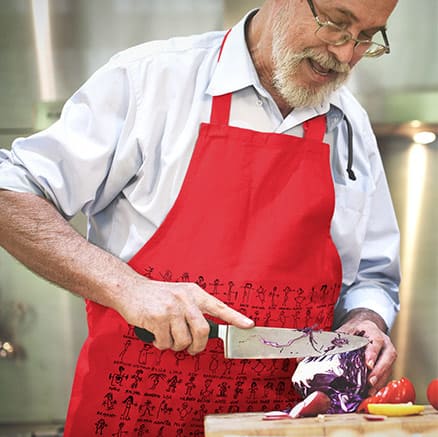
306, 0, 390, 58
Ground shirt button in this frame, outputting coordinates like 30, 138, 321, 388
256, 99, 263, 107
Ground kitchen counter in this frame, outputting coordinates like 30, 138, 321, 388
204, 405, 438, 437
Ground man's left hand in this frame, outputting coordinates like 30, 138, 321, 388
336, 308, 398, 396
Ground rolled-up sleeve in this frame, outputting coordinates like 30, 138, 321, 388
0, 62, 142, 219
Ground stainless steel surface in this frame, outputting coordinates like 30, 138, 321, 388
348, 0, 438, 124
0, 423, 64, 437
221, 325, 369, 359
0, 0, 223, 142
0, 0, 224, 424
377, 134, 438, 404
0, 248, 87, 424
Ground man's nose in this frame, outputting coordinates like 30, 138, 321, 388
327, 40, 356, 65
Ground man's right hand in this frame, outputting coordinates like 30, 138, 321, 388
116, 278, 254, 355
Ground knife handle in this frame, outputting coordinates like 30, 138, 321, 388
134, 319, 218, 342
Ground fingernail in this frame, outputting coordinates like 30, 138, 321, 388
244, 317, 254, 327
369, 376, 377, 386
367, 360, 375, 369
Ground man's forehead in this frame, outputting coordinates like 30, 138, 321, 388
310, 0, 397, 25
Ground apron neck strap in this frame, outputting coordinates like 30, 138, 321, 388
303, 116, 326, 142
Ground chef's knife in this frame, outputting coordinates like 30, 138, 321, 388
134, 320, 369, 359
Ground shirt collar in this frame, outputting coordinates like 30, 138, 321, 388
206, 9, 260, 97
206, 9, 346, 132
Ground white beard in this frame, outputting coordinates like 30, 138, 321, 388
271, 16, 351, 108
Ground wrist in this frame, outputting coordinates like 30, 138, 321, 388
335, 308, 388, 334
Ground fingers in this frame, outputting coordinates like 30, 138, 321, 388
139, 281, 253, 355
185, 313, 210, 356
366, 335, 397, 395
184, 288, 254, 354
168, 316, 193, 352
197, 291, 254, 328
152, 328, 173, 351
152, 313, 207, 354
336, 317, 397, 396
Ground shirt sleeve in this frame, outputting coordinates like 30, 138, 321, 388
333, 121, 401, 332
334, 172, 401, 331
0, 61, 142, 219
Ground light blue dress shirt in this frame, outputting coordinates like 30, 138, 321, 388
0, 11, 400, 330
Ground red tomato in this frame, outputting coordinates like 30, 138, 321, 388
380, 377, 416, 403
357, 377, 416, 413
427, 379, 438, 410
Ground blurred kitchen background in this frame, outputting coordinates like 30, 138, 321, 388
0, 0, 436, 433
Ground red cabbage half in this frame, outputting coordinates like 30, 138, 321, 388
291, 347, 368, 413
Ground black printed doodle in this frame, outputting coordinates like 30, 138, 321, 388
88, 267, 341, 435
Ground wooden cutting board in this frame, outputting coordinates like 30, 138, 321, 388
204, 405, 438, 437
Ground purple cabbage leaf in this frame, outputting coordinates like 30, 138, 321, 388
291, 347, 369, 413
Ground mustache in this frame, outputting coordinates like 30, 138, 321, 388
298, 48, 351, 74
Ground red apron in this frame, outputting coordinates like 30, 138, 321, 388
64, 39, 342, 437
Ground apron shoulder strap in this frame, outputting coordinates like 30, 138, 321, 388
303, 115, 327, 142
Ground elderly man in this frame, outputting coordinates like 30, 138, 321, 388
0, 0, 400, 435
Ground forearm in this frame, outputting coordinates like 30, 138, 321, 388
0, 190, 137, 311
0, 190, 254, 355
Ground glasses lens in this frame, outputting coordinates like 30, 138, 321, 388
316, 25, 389, 58
362, 31, 388, 56
363, 43, 387, 57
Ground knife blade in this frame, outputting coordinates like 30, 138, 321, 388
134, 320, 369, 359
